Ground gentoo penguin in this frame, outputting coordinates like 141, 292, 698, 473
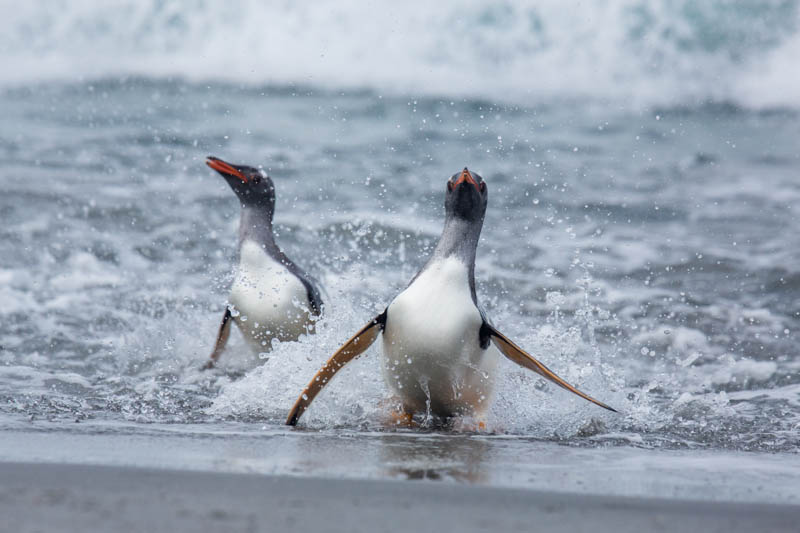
201, 156, 323, 369
286, 168, 614, 425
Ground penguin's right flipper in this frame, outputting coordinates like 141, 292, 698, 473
201, 308, 233, 370
286, 311, 386, 425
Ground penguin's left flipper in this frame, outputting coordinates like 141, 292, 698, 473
483, 323, 617, 413
201, 308, 233, 370
286, 311, 386, 425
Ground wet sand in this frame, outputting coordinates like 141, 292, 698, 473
2, 426, 798, 504
3, 461, 799, 533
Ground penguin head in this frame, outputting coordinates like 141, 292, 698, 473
445, 167, 487, 222
206, 156, 275, 210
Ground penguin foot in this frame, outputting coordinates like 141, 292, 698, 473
386, 410, 415, 428
452, 417, 489, 433
377, 396, 416, 428
200, 360, 216, 371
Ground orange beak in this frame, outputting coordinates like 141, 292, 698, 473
454, 167, 479, 192
206, 156, 248, 183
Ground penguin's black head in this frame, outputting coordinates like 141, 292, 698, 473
206, 156, 275, 210
445, 167, 487, 222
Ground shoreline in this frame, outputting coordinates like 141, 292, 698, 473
1, 424, 798, 506
4, 461, 800, 533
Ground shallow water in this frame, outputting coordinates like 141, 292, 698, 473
1, 78, 798, 454
1, 1, 800, 503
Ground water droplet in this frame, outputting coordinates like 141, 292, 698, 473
546, 291, 565, 307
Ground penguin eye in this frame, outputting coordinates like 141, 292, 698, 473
253, 176, 261, 185
479, 181, 485, 192
447, 181, 455, 192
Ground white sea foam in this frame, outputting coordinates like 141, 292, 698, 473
711, 358, 778, 385
2, 0, 799, 108
632, 326, 709, 355
209, 276, 625, 436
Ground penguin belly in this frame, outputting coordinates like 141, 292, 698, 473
229, 240, 314, 353
381, 256, 499, 418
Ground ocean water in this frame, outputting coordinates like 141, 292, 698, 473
1, 0, 799, 501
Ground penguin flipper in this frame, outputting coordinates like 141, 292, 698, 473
304, 280, 324, 317
286, 311, 386, 425
485, 324, 617, 413
201, 308, 233, 370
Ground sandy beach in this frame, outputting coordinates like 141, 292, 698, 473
4, 461, 800, 533
2, 427, 798, 532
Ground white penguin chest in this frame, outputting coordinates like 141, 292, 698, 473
382, 257, 497, 415
229, 240, 311, 345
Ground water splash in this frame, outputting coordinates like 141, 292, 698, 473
1, 78, 798, 453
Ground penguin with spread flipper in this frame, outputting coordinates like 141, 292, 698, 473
202, 156, 323, 370
286, 168, 614, 425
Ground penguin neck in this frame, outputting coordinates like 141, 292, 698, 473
428, 215, 482, 301
238, 204, 277, 251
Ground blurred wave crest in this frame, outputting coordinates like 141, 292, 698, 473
2, 0, 799, 107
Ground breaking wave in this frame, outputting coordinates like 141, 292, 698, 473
2, 0, 800, 108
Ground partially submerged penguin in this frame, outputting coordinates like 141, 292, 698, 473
202, 156, 323, 369
286, 168, 615, 425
